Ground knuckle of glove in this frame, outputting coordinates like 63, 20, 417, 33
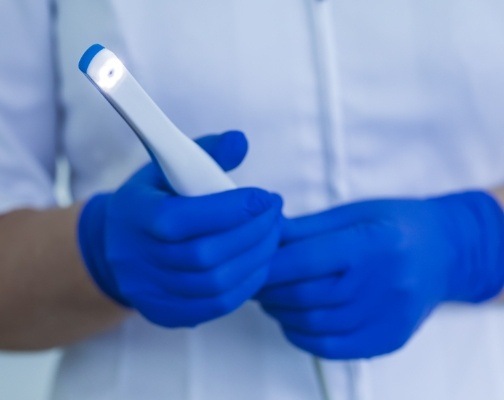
204, 269, 233, 296
209, 293, 239, 318
295, 310, 325, 333
151, 208, 187, 242
317, 338, 344, 359
243, 189, 281, 218
388, 306, 423, 350
289, 285, 314, 307
380, 326, 412, 357
187, 241, 221, 270
169, 268, 231, 298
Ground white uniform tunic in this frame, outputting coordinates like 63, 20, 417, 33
2, 1, 504, 399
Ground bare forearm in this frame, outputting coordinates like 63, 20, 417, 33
491, 186, 504, 208
489, 186, 504, 302
0, 205, 128, 351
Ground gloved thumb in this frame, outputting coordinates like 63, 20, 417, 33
195, 130, 248, 172
123, 130, 248, 192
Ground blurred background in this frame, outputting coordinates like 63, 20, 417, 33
0, 350, 60, 399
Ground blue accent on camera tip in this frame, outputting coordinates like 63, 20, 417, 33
79, 44, 105, 74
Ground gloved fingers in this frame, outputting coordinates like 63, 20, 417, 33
266, 224, 387, 286
261, 287, 391, 336
194, 130, 248, 172
257, 273, 362, 309
281, 200, 390, 244
143, 224, 281, 297
261, 293, 383, 336
132, 264, 269, 328
279, 287, 427, 359
282, 319, 410, 360
120, 188, 282, 242
144, 200, 283, 271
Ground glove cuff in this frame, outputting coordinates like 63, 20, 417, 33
434, 191, 504, 303
78, 194, 130, 307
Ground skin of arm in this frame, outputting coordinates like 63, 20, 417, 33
0, 205, 129, 351
492, 187, 504, 208
491, 186, 504, 301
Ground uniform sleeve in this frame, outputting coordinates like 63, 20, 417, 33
0, 0, 59, 214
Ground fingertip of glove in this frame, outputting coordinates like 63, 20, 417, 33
210, 130, 248, 171
244, 189, 283, 217
221, 129, 247, 145
268, 191, 283, 207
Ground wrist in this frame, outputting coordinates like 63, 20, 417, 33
433, 191, 504, 303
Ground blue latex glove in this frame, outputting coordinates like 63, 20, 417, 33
258, 191, 504, 359
79, 131, 283, 327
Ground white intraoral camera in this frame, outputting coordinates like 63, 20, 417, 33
79, 44, 236, 196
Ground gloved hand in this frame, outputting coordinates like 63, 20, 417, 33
79, 131, 283, 328
257, 191, 504, 359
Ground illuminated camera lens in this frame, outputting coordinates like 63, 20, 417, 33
96, 57, 125, 90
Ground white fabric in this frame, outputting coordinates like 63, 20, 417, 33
1, 0, 504, 399
0, 1, 58, 213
